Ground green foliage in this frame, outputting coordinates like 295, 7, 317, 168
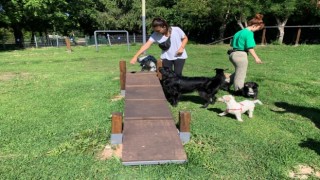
231, 0, 262, 23
0, 27, 11, 43
1, 0, 320, 46
263, 0, 298, 19
0, 45, 320, 179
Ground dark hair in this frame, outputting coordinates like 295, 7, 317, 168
152, 17, 170, 34
248, 14, 265, 29
152, 17, 168, 28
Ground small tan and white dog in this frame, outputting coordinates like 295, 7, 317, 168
218, 95, 262, 122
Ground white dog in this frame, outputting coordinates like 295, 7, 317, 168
218, 95, 262, 122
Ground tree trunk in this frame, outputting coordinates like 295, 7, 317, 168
218, 23, 227, 44
236, 20, 244, 29
276, 17, 288, 44
30, 32, 35, 47
218, 7, 230, 44
235, 14, 247, 29
12, 24, 24, 48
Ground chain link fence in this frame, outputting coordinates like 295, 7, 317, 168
0, 33, 149, 50
1, 26, 320, 50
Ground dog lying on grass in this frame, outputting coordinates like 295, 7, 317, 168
159, 67, 226, 108
218, 95, 262, 122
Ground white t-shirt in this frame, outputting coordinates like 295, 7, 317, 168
149, 26, 188, 60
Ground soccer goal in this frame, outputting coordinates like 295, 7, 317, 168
94, 30, 130, 52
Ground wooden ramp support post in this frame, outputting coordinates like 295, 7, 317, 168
295, 28, 302, 46
179, 111, 191, 143
119, 60, 126, 96
156, 59, 163, 80
111, 112, 123, 144
261, 28, 266, 45
65, 38, 72, 52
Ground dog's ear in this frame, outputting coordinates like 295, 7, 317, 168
224, 95, 231, 102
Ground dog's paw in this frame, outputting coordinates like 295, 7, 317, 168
218, 113, 225, 116
200, 104, 209, 108
171, 102, 178, 107
237, 119, 244, 122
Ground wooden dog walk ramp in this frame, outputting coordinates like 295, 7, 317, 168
122, 72, 187, 166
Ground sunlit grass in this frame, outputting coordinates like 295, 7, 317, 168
0, 44, 319, 179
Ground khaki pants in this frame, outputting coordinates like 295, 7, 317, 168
229, 51, 248, 91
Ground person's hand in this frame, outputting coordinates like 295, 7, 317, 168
130, 57, 138, 64
255, 58, 263, 64
175, 47, 184, 56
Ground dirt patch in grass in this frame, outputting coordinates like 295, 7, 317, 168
0, 72, 16, 81
0, 72, 31, 81
112, 77, 120, 81
111, 95, 124, 102
289, 164, 320, 179
98, 144, 122, 160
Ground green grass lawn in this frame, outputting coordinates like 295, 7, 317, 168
0, 44, 319, 179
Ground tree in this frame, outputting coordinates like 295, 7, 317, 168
62, 0, 100, 35
208, 0, 233, 42
0, 0, 25, 47
293, 0, 320, 24
0, 0, 70, 47
230, 0, 262, 29
263, 0, 298, 44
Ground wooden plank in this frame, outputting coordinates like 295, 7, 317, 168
125, 86, 166, 100
122, 120, 187, 165
125, 99, 172, 120
121, 70, 187, 165
126, 72, 160, 87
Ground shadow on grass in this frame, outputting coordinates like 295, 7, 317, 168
207, 107, 222, 113
207, 107, 237, 119
273, 102, 320, 156
299, 138, 320, 155
179, 95, 225, 108
273, 102, 320, 129
179, 95, 207, 106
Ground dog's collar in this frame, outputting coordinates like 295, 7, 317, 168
226, 103, 244, 113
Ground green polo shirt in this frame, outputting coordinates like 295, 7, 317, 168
231, 28, 256, 51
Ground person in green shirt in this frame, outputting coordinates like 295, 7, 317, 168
229, 14, 264, 95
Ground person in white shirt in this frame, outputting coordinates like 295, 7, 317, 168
130, 17, 188, 76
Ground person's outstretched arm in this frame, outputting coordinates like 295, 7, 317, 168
130, 40, 153, 64
248, 48, 263, 64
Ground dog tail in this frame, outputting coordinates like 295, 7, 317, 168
253, 100, 263, 105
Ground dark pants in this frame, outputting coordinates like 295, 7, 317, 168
162, 59, 186, 76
